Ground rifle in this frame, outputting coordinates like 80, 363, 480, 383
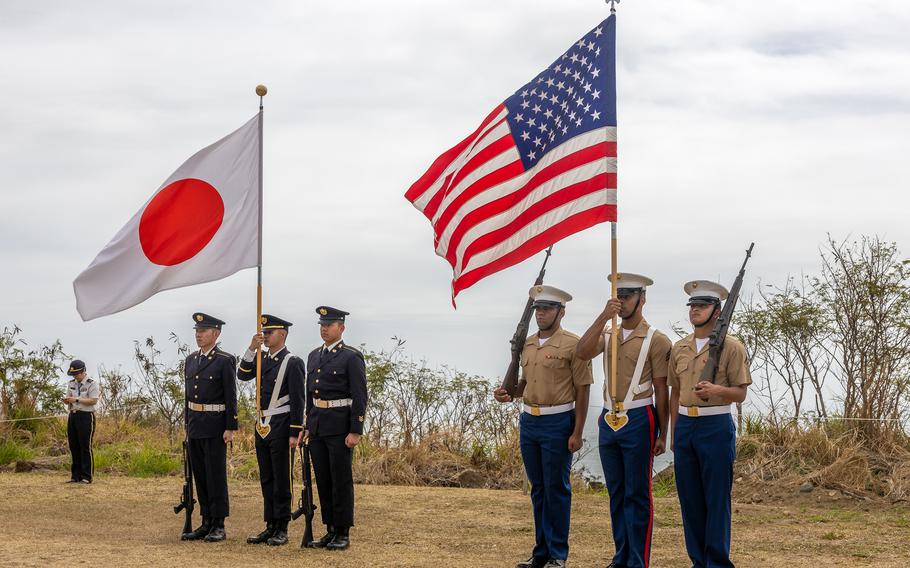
173, 439, 195, 535
700, 243, 755, 383
500, 246, 554, 397
291, 441, 317, 548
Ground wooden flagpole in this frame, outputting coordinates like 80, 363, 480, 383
255, 84, 267, 428
610, 223, 618, 413
607, 0, 623, 426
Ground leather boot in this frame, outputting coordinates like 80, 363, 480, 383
267, 521, 289, 546
246, 522, 274, 544
181, 518, 211, 541
516, 556, 548, 568
307, 525, 335, 548
204, 518, 226, 542
326, 526, 350, 550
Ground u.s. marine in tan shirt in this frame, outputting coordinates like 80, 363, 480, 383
668, 334, 752, 408
520, 327, 594, 406
593, 319, 671, 404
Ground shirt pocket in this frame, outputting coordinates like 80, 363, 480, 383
542, 354, 570, 370
674, 355, 693, 385
542, 354, 571, 383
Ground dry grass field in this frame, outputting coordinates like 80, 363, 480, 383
0, 472, 907, 567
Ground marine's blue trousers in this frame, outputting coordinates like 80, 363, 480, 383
674, 413, 736, 568
598, 405, 657, 568
520, 409, 575, 561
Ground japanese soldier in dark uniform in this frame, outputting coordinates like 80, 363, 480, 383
304, 306, 368, 551
238, 314, 306, 546
181, 313, 238, 542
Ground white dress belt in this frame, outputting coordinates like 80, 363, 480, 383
187, 402, 226, 412
313, 398, 353, 409
603, 397, 653, 413
522, 402, 575, 416
679, 404, 731, 417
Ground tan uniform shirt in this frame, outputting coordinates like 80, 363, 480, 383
668, 334, 752, 407
520, 328, 594, 406
595, 319, 671, 402
66, 377, 100, 412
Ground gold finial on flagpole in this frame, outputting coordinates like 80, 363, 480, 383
256, 84, 268, 97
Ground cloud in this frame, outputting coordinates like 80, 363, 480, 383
1, 0, 908, 400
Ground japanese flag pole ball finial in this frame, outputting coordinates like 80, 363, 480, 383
255, 84, 268, 97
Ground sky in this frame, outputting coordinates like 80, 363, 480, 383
2, 0, 909, 415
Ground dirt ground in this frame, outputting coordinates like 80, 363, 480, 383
0, 472, 907, 567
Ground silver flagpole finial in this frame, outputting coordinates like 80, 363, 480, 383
607, 0, 619, 13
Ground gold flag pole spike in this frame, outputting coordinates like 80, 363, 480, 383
254, 84, 270, 439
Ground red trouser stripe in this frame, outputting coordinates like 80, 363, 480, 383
644, 405, 655, 568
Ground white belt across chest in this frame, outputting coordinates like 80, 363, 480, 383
256, 354, 294, 437
313, 398, 353, 409
603, 327, 655, 432
522, 402, 575, 416
188, 402, 226, 412
679, 404, 731, 417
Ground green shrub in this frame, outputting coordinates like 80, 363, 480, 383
126, 444, 180, 477
0, 439, 34, 465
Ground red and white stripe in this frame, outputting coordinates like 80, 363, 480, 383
406, 104, 616, 302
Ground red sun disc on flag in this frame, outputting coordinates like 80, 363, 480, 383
139, 178, 225, 266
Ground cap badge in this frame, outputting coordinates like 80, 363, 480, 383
195, 314, 204, 322
319, 308, 328, 316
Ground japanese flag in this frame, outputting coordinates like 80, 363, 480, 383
74, 115, 260, 321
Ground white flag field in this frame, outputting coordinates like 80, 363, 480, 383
73, 115, 261, 321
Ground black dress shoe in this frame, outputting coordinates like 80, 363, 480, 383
326, 532, 349, 550
307, 528, 335, 548
204, 527, 226, 542
182, 521, 212, 541
267, 530, 289, 546
516, 556, 548, 568
246, 524, 274, 544
65, 479, 79, 483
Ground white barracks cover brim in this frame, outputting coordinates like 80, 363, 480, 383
608, 272, 654, 289
529, 284, 572, 305
684, 280, 729, 301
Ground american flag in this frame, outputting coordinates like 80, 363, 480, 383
405, 16, 617, 303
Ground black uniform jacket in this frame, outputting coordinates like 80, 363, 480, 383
305, 341, 368, 437
184, 347, 238, 439
237, 346, 306, 439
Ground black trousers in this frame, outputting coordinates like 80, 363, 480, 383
67, 411, 95, 481
255, 430, 292, 523
309, 434, 354, 528
188, 437, 229, 519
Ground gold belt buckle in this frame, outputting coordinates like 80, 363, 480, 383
530, 405, 541, 416
687, 406, 699, 417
